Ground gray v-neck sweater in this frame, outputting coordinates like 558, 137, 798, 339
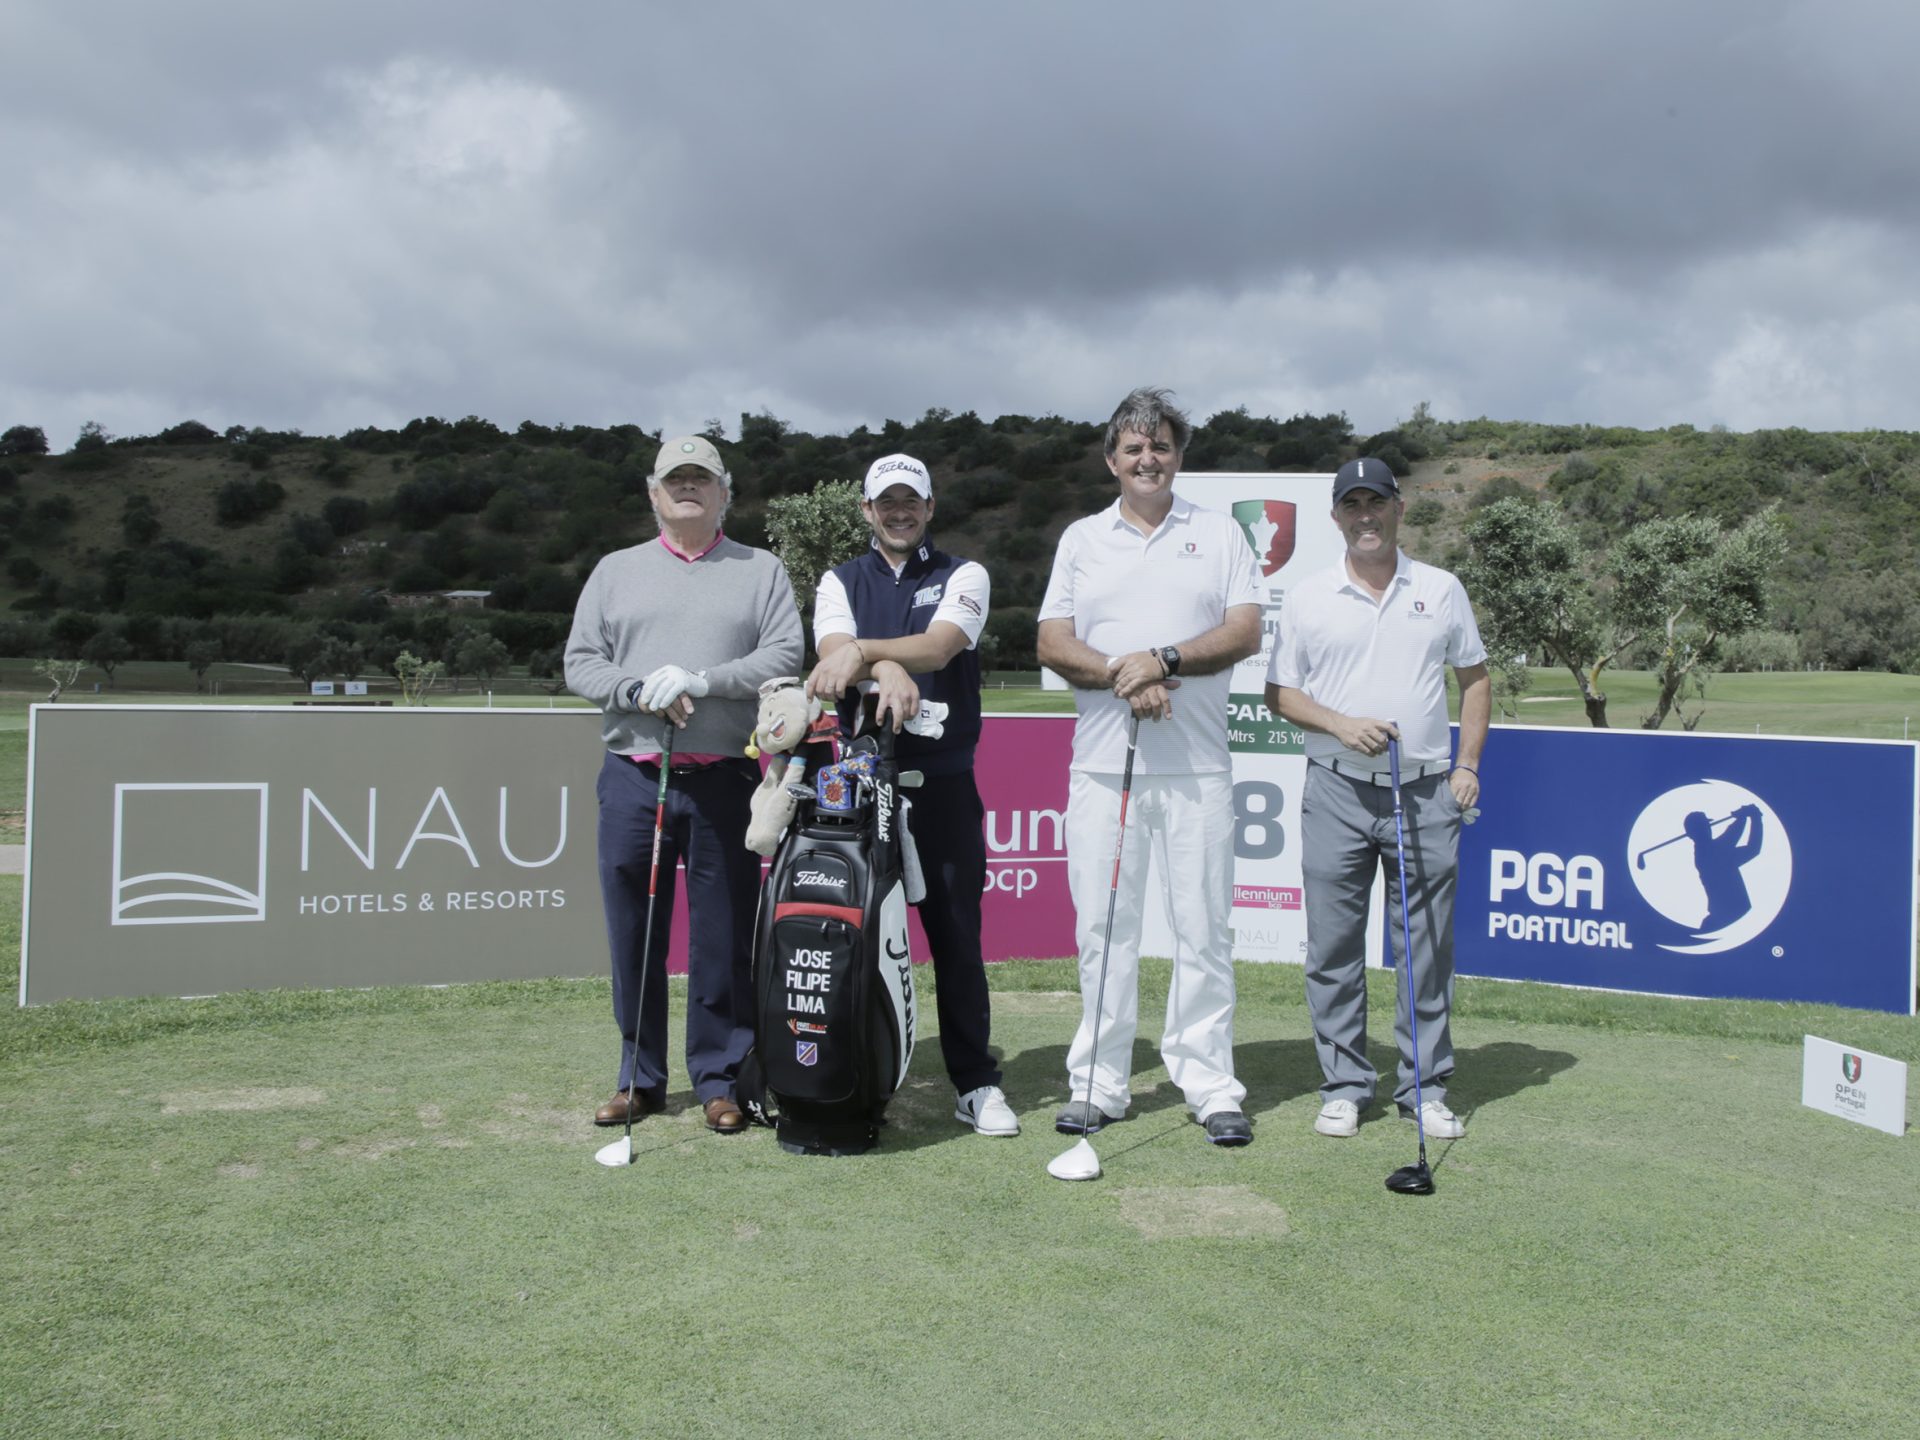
564, 536, 803, 756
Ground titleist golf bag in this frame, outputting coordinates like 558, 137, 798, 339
748, 731, 918, 1156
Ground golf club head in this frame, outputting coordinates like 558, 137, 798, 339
1385, 1160, 1435, 1196
594, 1135, 634, 1168
1046, 1138, 1102, 1182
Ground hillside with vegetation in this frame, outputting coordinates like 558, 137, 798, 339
1, 407, 1915, 688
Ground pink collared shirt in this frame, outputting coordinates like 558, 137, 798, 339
632, 529, 730, 764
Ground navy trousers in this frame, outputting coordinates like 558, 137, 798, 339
595, 752, 761, 1104
907, 771, 1001, 1094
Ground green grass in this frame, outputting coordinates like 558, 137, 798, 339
3, 876, 1915, 1439
1508, 667, 1920, 740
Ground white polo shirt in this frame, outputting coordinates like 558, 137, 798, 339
1267, 550, 1486, 769
1039, 495, 1262, 775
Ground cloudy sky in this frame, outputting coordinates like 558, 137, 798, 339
6, 2, 1918, 451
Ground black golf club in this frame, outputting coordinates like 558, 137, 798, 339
596, 723, 676, 1168
1047, 713, 1141, 1182
1384, 733, 1435, 1197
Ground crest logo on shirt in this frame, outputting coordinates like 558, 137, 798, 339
1231, 500, 1297, 577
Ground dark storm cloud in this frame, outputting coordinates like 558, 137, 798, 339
4, 1, 1919, 447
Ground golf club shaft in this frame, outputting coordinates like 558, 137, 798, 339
623, 723, 677, 1147
1388, 736, 1428, 1168
1078, 713, 1141, 1127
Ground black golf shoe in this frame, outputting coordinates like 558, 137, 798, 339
1054, 1100, 1126, 1135
1202, 1110, 1253, 1146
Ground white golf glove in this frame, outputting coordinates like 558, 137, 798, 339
903, 699, 948, 740
638, 664, 709, 711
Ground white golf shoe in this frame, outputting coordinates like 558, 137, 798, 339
1314, 1099, 1360, 1137
1410, 1099, 1465, 1139
956, 1085, 1020, 1136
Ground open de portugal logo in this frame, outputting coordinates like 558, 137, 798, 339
1841, 1053, 1863, 1083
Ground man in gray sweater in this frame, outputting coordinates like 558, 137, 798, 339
565, 435, 803, 1134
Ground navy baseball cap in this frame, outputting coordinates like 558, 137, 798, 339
1331, 457, 1400, 503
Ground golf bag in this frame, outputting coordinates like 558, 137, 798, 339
749, 731, 917, 1156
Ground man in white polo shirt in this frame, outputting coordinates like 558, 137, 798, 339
1037, 386, 1263, 1146
1265, 457, 1490, 1142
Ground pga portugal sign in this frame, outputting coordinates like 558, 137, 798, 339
1456, 727, 1918, 1014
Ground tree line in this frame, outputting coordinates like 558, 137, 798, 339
4, 408, 1918, 720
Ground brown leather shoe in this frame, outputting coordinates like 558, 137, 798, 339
594, 1088, 665, 1126
703, 1096, 747, 1134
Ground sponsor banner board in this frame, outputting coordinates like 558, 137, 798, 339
1801, 1035, 1909, 1137
24, 706, 606, 1003
1456, 727, 1919, 1014
963, 714, 1076, 963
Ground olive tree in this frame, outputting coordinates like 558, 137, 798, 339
1461, 498, 1786, 729
764, 479, 868, 639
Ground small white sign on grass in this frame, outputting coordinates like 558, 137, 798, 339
1802, 1035, 1908, 1137
310, 681, 335, 696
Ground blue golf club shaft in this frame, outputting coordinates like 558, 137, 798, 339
1388, 735, 1429, 1170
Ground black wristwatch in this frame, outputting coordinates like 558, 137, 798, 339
1157, 645, 1182, 676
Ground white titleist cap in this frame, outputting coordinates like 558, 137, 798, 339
863, 453, 933, 501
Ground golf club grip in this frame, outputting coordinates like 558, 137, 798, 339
648, 725, 675, 897
1109, 714, 1140, 887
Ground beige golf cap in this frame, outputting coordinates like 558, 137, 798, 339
651, 435, 729, 482
863, 453, 933, 501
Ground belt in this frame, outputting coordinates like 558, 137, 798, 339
1317, 757, 1452, 787
633, 756, 752, 778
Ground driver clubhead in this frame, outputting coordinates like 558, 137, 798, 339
1046, 1138, 1102, 1182
594, 1135, 634, 1168
1385, 1160, 1435, 1196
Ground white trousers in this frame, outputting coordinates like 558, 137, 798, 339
1063, 768, 1245, 1121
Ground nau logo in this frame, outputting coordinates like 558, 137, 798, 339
1231, 499, 1297, 577
112, 783, 269, 926
1626, 780, 1792, 955
1841, 1053, 1863, 1083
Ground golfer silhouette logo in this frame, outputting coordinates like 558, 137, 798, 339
1625, 781, 1792, 955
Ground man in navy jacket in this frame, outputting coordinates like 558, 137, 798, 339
806, 453, 1018, 1137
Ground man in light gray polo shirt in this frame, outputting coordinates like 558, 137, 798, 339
565, 435, 803, 1135
1038, 386, 1263, 1147
1265, 457, 1490, 1141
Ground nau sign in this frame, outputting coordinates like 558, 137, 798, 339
1456, 727, 1917, 1014
24, 706, 607, 1003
